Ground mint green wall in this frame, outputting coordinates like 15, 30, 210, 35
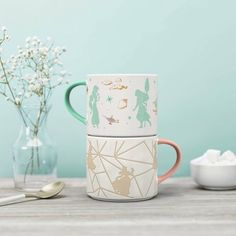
0, 0, 236, 177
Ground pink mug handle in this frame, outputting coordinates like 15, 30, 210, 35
157, 138, 182, 184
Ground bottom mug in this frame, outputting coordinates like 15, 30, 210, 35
86, 135, 182, 202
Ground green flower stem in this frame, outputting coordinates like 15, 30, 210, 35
0, 59, 28, 127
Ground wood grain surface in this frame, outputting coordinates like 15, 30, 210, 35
0, 178, 236, 236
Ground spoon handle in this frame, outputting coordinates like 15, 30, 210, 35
0, 194, 26, 205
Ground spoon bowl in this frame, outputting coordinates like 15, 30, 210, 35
26, 181, 65, 199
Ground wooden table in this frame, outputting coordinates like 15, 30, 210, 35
0, 178, 236, 236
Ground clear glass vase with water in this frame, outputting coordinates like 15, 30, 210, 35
12, 105, 57, 191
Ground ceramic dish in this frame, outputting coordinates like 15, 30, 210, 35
191, 160, 236, 190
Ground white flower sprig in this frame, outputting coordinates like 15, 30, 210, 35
5, 35, 69, 105
0, 26, 10, 46
0, 26, 70, 128
0, 27, 70, 181
0, 27, 69, 113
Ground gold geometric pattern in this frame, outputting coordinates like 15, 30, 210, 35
86, 138, 158, 200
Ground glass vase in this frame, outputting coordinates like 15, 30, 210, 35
12, 105, 57, 191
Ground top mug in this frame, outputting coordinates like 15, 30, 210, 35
65, 74, 158, 137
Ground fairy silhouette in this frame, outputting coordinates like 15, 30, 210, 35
112, 167, 134, 196
133, 79, 151, 128
89, 85, 100, 128
87, 142, 96, 171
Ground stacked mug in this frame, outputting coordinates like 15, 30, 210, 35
65, 74, 182, 201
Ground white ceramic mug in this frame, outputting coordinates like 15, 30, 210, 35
65, 74, 158, 137
86, 135, 182, 201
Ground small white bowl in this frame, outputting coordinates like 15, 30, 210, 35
191, 160, 236, 190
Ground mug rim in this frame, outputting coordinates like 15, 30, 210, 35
87, 73, 158, 77
87, 135, 158, 140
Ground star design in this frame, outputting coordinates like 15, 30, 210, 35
106, 96, 113, 103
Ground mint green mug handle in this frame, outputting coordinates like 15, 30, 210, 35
65, 81, 86, 124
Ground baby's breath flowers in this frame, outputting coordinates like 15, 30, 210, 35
0, 27, 70, 181
0, 27, 69, 125
4, 34, 69, 106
